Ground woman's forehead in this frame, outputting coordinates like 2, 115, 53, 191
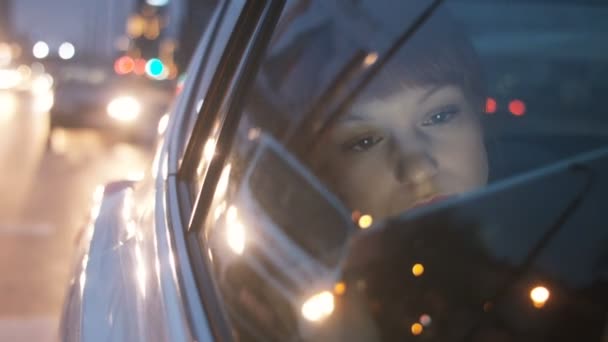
346, 85, 465, 121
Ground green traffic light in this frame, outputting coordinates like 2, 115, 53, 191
146, 58, 165, 77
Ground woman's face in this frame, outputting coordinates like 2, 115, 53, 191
318, 85, 488, 219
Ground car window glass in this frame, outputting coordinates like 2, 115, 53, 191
197, 0, 608, 341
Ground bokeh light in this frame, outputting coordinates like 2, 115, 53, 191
358, 214, 373, 229
32, 41, 49, 59
530, 286, 550, 308
411, 323, 423, 336
114, 56, 135, 75
485, 97, 497, 114
412, 263, 425, 277
58, 42, 75, 60
509, 99, 526, 116
145, 58, 165, 78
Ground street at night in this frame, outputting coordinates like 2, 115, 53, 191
0, 123, 151, 341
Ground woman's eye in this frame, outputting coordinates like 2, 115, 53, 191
344, 135, 384, 152
421, 108, 460, 127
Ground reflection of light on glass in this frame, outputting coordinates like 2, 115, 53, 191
216, 163, 232, 201
302, 291, 334, 322
196, 99, 204, 112
419, 314, 432, 327
214, 201, 227, 222
358, 214, 373, 229
363, 52, 378, 67
58, 42, 75, 60
107, 96, 141, 122
79, 254, 89, 295
157, 113, 170, 135
135, 244, 146, 298
208, 249, 214, 262
203, 138, 216, 163
334, 282, 346, 296
227, 205, 237, 223
248, 127, 261, 140
226, 216, 245, 255
122, 189, 134, 222
0, 92, 17, 122
90, 184, 105, 219
411, 323, 423, 336
412, 263, 424, 277
32, 41, 49, 59
485, 97, 497, 114
530, 286, 550, 308
509, 99, 526, 116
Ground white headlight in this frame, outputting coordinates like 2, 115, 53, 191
107, 96, 141, 122
301, 291, 335, 322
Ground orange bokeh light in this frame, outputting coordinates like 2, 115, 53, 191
114, 56, 134, 75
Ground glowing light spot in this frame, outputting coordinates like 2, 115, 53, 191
412, 263, 424, 277
114, 56, 135, 75
358, 214, 373, 229
485, 97, 497, 114
363, 52, 378, 67
419, 314, 432, 327
302, 291, 334, 322
411, 323, 423, 336
32, 41, 49, 59
334, 282, 346, 296
530, 286, 550, 308
145, 58, 165, 78
509, 99, 526, 116
58, 42, 75, 60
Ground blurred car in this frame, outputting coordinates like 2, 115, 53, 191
49, 63, 174, 146
60, 1, 608, 342
0, 40, 55, 215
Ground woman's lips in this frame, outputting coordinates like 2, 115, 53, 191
410, 194, 452, 210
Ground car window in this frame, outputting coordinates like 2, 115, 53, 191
179, 0, 248, 195
196, 0, 608, 341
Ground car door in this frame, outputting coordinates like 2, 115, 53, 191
163, 1, 286, 341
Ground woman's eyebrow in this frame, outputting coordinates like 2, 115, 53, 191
339, 113, 367, 123
417, 85, 443, 105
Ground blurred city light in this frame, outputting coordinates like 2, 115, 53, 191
0, 43, 12, 66
145, 58, 165, 78
509, 99, 526, 116
107, 96, 141, 122
0, 92, 17, 122
485, 97, 497, 114
32, 41, 49, 59
31, 74, 54, 95
114, 56, 135, 75
226, 206, 245, 255
412, 263, 425, 277
358, 214, 373, 229
411, 323, 424, 336
58, 42, 76, 60
146, 0, 169, 6
333, 282, 346, 296
530, 286, 550, 308
0, 69, 22, 89
301, 291, 334, 322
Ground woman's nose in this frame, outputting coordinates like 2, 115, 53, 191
388, 135, 438, 185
